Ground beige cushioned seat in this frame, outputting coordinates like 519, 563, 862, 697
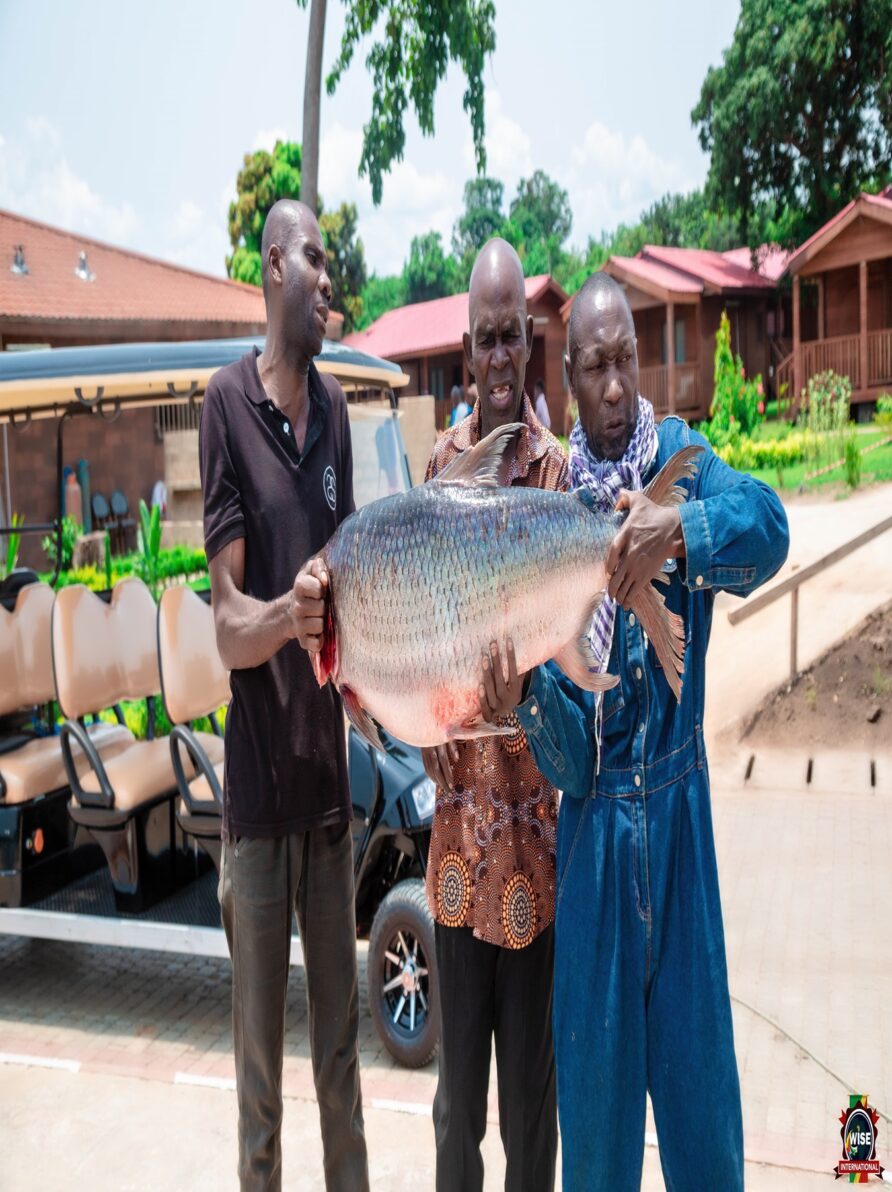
1, 722, 133, 805
80, 737, 180, 812
0, 582, 135, 804
158, 587, 230, 725
54, 579, 185, 814
79, 730, 223, 813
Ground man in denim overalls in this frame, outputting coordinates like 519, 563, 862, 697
480, 273, 790, 1189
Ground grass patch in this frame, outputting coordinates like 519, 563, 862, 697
747, 429, 892, 491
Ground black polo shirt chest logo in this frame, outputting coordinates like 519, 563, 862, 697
323, 465, 337, 511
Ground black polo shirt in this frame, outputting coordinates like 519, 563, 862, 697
199, 348, 354, 838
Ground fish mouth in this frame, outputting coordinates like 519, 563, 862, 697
488, 381, 515, 410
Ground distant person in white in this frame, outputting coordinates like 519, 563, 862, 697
533, 378, 551, 429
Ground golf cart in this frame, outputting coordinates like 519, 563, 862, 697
0, 337, 439, 1068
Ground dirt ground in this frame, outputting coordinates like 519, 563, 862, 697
741, 599, 892, 749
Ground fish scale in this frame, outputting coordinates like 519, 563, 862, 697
313, 425, 701, 749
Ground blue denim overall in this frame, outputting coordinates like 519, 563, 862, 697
516, 417, 789, 1190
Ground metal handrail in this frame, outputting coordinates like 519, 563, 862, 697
728, 514, 892, 680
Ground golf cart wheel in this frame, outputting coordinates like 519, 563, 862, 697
368, 878, 439, 1068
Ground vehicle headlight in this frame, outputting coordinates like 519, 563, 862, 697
410, 777, 436, 821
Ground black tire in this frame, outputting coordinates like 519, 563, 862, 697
367, 877, 439, 1068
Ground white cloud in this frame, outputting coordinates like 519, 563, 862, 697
0, 116, 141, 245
319, 120, 462, 275
568, 121, 695, 243
462, 88, 532, 192
162, 197, 230, 276
252, 127, 291, 152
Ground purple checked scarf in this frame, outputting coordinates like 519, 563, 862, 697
568, 395, 658, 681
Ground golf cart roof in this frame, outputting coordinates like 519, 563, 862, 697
0, 336, 409, 423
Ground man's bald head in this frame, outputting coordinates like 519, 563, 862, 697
468, 238, 526, 327
463, 238, 533, 437
261, 199, 317, 290
568, 272, 633, 369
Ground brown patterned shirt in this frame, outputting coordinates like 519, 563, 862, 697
424, 392, 569, 949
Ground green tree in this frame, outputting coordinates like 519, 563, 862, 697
402, 231, 459, 304
452, 177, 505, 259
508, 169, 572, 273
692, 0, 892, 247
637, 190, 740, 252
319, 201, 367, 332
357, 273, 407, 329
227, 141, 303, 285
300, 0, 496, 206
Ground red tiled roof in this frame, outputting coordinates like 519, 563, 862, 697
0, 208, 267, 326
785, 190, 892, 275
344, 274, 565, 359
720, 245, 789, 283
640, 244, 777, 291
607, 254, 703, 296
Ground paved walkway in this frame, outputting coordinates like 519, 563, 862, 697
706, 481, 892, 750
1, 752, 888, 1188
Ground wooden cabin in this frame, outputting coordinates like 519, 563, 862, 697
779, 188, 892, 408
589, 245, 786, 422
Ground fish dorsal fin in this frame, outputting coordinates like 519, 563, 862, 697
434, 422, 524, 488
643, 445, 704, 507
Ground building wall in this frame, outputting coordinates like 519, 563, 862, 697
823, 265, 860, 338
528, 295, 569, 434
821, 259, 892, 338
5, 406, 165, 569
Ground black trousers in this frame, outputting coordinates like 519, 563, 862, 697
433, 922, 557, 1192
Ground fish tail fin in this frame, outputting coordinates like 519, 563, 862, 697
642, 445, 704, 507
629, 582, 686, 701
553, 592, 620, 693
311, 598, 338, 688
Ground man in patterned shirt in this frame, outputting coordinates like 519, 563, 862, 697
422, 238, 568, 1192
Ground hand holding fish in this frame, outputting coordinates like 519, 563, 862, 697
479, 639, 526, 722
422, 743, 461, 792
291, 556, 329, 654
606, 490, 685, 608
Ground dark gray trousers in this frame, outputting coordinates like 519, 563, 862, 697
433, 923, 557, 1192
220, 822, 368, 1192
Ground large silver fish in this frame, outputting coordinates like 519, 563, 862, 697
312, 424, 702, 749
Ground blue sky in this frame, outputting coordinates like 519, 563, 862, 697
0, 0, 741, 278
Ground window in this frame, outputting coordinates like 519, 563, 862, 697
660, 318, 686, 364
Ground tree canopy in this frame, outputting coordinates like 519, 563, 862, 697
319, 201, 367, 331
403, 231, 459, 304
692, 0, 892, 247
323, 0, 497, 204
227, 141, 303, 286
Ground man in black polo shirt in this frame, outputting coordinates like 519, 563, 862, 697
199, 199, 367, 1192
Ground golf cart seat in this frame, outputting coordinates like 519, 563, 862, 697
157, 585, 228, 872
0, 582, 132, 905
52, 577, 197, 911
